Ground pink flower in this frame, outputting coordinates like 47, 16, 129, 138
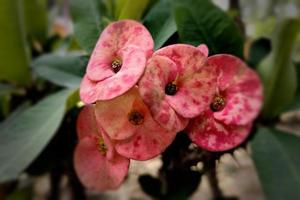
74, 105, 129, 191
80, 20, 154, 103
188, 54, 263, 151
95, 88, 176, 160
139, 44, 216, 132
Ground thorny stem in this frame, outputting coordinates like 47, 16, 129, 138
205, 156, 224, 199
48, 166, 63, 200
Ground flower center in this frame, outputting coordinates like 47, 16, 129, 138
165, 82, 178, 95
210, 95, 226, 112
128, 110, 144, 125
97, 137, 108, 155
111, 59, 122, 73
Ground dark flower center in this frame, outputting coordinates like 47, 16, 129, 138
210, 95, 226, 112
97, 137, 107, 155
165, 82, 178, 96
111, 59, 122, 73
128, 110, 144, 125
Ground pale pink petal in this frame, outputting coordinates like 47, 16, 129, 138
76, 105, 98, 139
79, 75, 98, 104
95, 88, 139, 140
81, 46, 147, 102
138, 55, 188, 132
208, 54, 263, 125
86, 20, 154, 81
98, 20, 154, 56
96, 88, 176, 160
154, 44, 207, 77
197, 44, 209, 57
187, 111, 252, 152
165, 67, 217, 118
86, 46, 115, 82
74, 137, 129, 191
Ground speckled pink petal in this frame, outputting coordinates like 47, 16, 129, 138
95, 88, 139, 140
86, 20, 154, 81
74, 136, 129, 191
165, 67, 217, 118
208, 54, 263, 125
80, 46, 147, 102
138, 55, 188, 132
154, 44, 207, 77
187, 110, 252, 152
96, 88, 176, 160
197, 44, 209, 57
79, 75, 98, 104
76, 105, 115, 160
76, 105, 98, 140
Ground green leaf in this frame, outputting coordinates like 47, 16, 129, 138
31, 53, 88, 88
258, 19, 300, 119
143, 0, 177, 49
251, 127, 300, 200
117, 0, 150, 20
22, 0, 48, 42
70, 0, 103, 53
284, 93, 300, 112
296, 62, 300, 94
247, 38, 271, 69
0, 89, 74, 183
0, 0, 31, 86
172, 0, 244, 58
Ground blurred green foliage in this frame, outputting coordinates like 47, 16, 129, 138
0, 0, 299, 199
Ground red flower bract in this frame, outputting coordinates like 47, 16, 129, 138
75, 105, 129, 191
139, 44, 216, 132
80, 20, 154, 103
188, 54, 263, 151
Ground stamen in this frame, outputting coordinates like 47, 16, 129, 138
165, 82, 178, 95
210, 95, 226, 112
97, 137, 108, 155
111, 59, 122, 73
128, 110, 144, 125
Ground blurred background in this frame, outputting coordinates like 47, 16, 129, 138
0, 0, 300, 199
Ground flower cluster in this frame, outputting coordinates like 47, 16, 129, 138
75, 20, 263, 190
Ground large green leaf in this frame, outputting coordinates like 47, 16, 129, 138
22, 0, 47, 42
117, 0, 150, 20
0, 89, 74, 183
143, 0, 177, 49
70, 0, 103, 53
0, 0, 31, 86
172, 0, 244, 57
258, 19, 300, 119
251, 127, 300, 200
296, 62, 300, 94
31, 54, 88, 88
247, 38, 271, 69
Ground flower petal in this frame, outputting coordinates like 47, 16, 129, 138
95, 88, 138, 140
154, 44, 207, 77
138, 55, 188, 132
208, 54, 263, 125
86, 20, 154, 81
96, 88, 176, 160
81, 46, 147, 102
79, 75, 98, 104
165, 67, 216, 118
76, 105, 99, 139
197, 44, 209, 57
74, 137, 129, 191
187, 110, 252, 152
